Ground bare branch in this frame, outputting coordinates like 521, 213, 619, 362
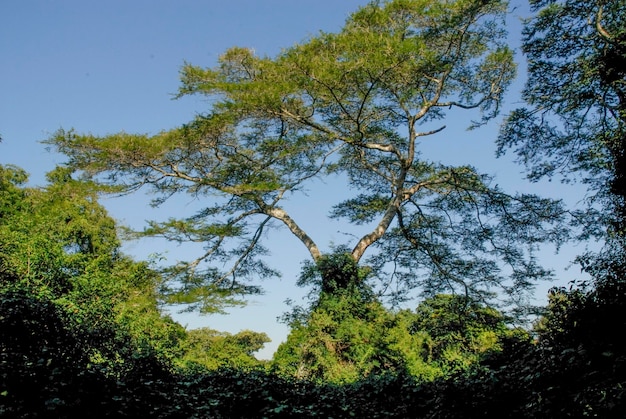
216, 215, 273, 285
264, 206, 322, 261
596, 5, 614, 41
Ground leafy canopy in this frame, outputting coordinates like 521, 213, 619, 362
0, 164, 187, 374
498, 0, 626, 238
49, 0, 566, 315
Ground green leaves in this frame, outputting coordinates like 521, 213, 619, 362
181, 328, 270, 369
498, 0, 626, 238
142, 218, 243, 243
46, 0, 558, 318
273, 287, 517, 383
331, 194, 391, 225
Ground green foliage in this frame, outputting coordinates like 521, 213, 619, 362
410, 294, 519, 376
297, 250, 373, 299
181, 328, 269, 370
7, 0, 626, 415
1, 176, 622, 417
0, 164, 188, 415
274, 255, 516, 384
498, 0, 626, 238
273, 293, 398, 383
1, 164, 189, 368
45, 0, 566, 317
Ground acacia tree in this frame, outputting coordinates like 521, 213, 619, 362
50, 0, 566, 315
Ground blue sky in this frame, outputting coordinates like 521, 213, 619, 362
1, 1, 592, 359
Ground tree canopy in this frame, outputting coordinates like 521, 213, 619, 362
498, 0, 626, 238
48, 0, 568, 316
4, 0, 626, 416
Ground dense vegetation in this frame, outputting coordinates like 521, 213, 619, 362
2, 0, 625, 417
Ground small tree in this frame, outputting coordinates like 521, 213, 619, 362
49, 0, 566, 316
181, 328, 270, 370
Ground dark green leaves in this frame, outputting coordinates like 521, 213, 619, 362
498, 0, 626, 237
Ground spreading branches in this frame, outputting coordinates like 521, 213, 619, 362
48, 0, 563, 316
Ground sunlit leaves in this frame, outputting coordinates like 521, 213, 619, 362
46, 0, 560, 317
181, 328, 270, 369
0, 164, 192, 372
273, 290, 517, 383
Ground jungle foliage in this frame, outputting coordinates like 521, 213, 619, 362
3, 0, 626, 417
0, 164, 268, 416
3, 159, 623, 417
272, 254, 522, 384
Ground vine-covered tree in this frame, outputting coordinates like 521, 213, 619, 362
272, 288, 521, 383
49, 0, 566, 316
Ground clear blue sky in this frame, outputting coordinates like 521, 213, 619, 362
1, 1, 591, 359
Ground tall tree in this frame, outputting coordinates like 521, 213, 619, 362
49, 0, 566, 315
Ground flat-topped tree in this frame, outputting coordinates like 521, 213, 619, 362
50, 0, 567, 316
